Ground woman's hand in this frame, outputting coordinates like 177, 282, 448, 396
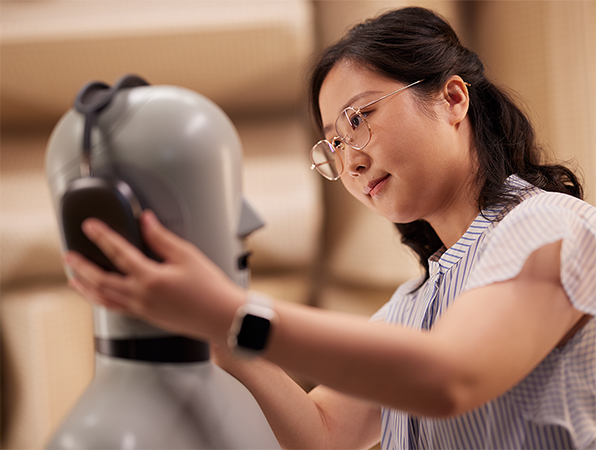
64, 210, 244, 343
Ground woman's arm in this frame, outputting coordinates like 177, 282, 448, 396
261, 240, 587, 417
66, 212, 588, 419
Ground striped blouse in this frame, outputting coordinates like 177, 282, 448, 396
372, 175, 596, 449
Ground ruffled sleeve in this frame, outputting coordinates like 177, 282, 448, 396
465, 192, 596, 315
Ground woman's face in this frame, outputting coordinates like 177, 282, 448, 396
318, 59, 476, 226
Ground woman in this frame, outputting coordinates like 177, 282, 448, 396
66, 7, 595, 449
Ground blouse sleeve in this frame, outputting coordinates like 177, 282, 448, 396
465, 192, 596, 316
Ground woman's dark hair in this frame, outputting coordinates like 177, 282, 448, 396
309, 6, 583, 280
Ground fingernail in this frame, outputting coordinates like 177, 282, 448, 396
63, 256, 76, 280
63, 252, 74, 266
143, 210, 158, 226
65, 266, 76, 281
82, 219, 98, 238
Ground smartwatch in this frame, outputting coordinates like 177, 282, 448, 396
227, 292, 278, 358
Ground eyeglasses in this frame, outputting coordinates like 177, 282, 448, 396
310, 79, 424, 181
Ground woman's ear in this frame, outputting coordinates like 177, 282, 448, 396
442, 76, 470, 126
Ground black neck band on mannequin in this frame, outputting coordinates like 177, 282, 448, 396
94, 336, 210, 363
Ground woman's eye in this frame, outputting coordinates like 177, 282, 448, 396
349, 111, 371, 129
349, 114, 363, 129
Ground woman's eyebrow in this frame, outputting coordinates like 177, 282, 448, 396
321, 90, 383, 137
341, 90, 383, 111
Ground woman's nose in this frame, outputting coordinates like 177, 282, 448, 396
343, 145, 370, 177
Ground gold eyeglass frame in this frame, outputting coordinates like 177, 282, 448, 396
310, 79, 424, 181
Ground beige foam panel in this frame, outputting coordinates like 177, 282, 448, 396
249, 271, 315, 305
1, 0, 315, 126
1, 285, 95, 450
314, 0, 464, 50
238, 116, 324, 271
317, 283, 397, 318
471, 1, 595, 204
1, 132, 65, 285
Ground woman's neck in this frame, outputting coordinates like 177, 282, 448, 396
426, 177, 481, 249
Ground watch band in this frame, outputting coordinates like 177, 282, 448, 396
227, 292, 278, 358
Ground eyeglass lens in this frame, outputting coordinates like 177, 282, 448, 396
335, 108, 370, 150
311, 140, 344, 180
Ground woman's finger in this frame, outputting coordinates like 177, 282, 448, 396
68, 277, 131, 314
81, 218, 150, 274
65, 251, 134, 298
139, 210, 192, 263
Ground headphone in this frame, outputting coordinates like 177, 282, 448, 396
59, 74, 211, 363
61, 74, 154, 272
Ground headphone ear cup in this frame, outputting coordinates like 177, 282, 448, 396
61, 177, 149, 273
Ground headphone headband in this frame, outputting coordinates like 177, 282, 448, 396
75, 74, 150, 176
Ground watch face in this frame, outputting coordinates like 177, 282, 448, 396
237, 313, 272, 351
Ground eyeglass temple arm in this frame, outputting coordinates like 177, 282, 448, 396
358, 79, 424, 110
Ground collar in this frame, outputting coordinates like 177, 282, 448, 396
428, 175, 540, 276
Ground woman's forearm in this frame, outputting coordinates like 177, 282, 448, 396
213, 343, 381, 450
211, 344, 334, 450
261, 301, 455, 417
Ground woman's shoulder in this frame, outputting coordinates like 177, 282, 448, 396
469, 189, 596, 314
492, 181, 596, 238
497, 174, 592, 218
484, 188, 596, 262
510, 190, 595, 218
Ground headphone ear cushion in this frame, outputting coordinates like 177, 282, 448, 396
61, 177, 150, 273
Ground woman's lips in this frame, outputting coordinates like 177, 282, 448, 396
364, 174, 390, 197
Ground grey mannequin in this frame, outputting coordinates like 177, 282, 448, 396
44, 76, 280, 449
